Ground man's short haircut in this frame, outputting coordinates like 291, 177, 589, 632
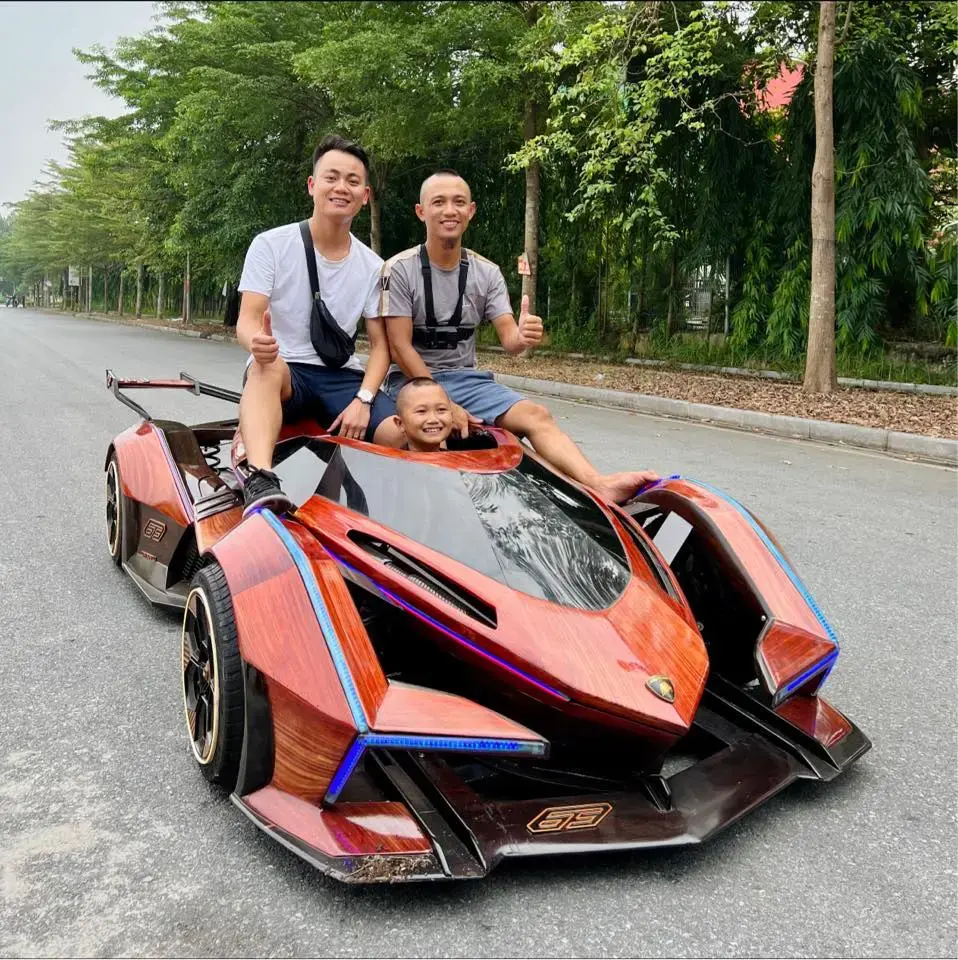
312, 135, 370, 179
419, 169, 470, 204
396, 377, 450, 414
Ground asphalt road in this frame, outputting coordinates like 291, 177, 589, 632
1, 309, 955, 959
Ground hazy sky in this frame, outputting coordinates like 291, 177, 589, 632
0, 1, 160, 209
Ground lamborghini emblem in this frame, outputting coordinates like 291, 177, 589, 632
527, 802, 612, 834
646, 675, 675, 702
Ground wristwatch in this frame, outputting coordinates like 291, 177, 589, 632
356, 388, 374, 405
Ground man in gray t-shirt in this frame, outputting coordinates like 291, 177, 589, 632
380, 246, 512, 373
381, 170, 658, 505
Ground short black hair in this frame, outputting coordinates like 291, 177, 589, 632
396, 377, 449, 414
312, 135, 370, 178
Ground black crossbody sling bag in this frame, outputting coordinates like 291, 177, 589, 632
299, 220, 356, 368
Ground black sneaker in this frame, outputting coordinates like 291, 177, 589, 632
242, 468, 294, 518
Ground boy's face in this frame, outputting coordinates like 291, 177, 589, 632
395, 384, 454, 451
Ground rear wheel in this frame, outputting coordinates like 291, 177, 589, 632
181, 563, 245, 790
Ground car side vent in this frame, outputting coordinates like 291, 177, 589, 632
614, 510, 680, 601
347, 531, 498, 629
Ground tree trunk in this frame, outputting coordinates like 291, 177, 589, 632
135, 263, 144, 318
368, 162, 388, 256
87, 266, 92, 313
369, 189, 381, 255
596, 256, 603, 336
104, 268, 110, 314
804, 1, 837, 394
521, 98, 541, 315
157, 272, 165, 319
516, 1, 544, 359
630, 220, 650, 351
183, 252, 192, 324
570, 266, 577, 329
117, 272, 124, 315
369, 174, 383, 256
666, 247, 678, 337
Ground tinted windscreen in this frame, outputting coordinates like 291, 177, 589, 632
272, 439, 630, 610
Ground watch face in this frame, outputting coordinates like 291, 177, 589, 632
357, 389, 374, 404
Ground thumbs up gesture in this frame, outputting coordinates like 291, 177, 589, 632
516, 294, 543, 349
250, 305, 279, 365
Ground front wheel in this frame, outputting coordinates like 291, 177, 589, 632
105, 455, 128, 566
181, 563, 245, 790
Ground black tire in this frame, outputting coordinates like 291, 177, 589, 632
105, 454, 132, 567
181, 562, 245, 790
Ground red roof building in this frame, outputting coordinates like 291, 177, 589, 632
756, 62, 804, 111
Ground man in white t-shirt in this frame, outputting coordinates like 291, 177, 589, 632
237, 135, 401, 516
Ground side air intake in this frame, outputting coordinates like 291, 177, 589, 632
347, 531, 498, 629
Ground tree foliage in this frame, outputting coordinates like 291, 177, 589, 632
0, 0, 952, 361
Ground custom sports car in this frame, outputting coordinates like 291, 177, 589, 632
104, 370, 870, 883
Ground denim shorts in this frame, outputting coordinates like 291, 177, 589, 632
283, 362, 395, 441
384, 369, 523, 424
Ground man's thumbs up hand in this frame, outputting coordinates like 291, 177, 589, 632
251, 305, 279, 365
516, 294, 543, 349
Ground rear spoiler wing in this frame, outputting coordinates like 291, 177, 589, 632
105, 369, 242, 421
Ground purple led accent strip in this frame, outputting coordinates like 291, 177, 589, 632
633, 473, 681, 495
150, 422, 195, 522
327, 549, 569, 701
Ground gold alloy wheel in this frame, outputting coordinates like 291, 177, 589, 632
106, 460, 120, 559
181, 587, 221, 765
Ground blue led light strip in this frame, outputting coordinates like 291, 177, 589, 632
326, 737, 367, 801
364, 733, 547, 755
325, 732, 547, 803
687, 479, 840, 647
326, 548, 569, 701
784, 648, 839, 694
261, 510, 369, 732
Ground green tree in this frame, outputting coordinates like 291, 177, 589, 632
804, 0, 837, 393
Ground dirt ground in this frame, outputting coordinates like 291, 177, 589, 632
482, 352, 958, 439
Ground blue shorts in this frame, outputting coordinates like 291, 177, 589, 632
283, 363, 395, 441
385, 369, 523, 424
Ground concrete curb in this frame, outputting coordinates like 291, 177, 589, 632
47, 308, 957, 466
494, 372, 958, 467
45, 309, 238, 343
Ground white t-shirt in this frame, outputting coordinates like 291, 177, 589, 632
238, 221, 383, 372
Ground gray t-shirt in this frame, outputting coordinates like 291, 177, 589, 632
379, 245, 512, 372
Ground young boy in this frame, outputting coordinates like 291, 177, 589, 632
393, 377, 454, 452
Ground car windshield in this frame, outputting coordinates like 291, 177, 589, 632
272, 438, 631, 611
